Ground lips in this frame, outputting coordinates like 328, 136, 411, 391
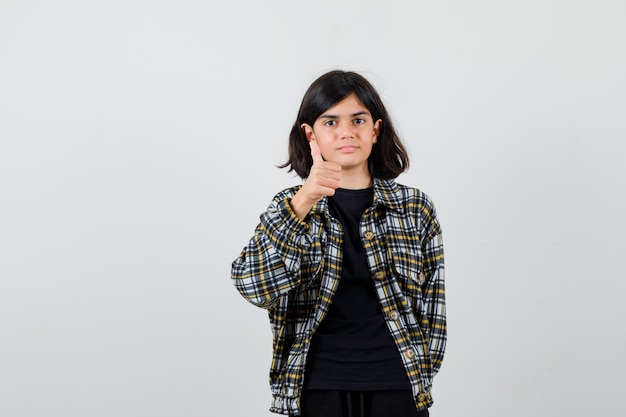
337, 145, 359, 152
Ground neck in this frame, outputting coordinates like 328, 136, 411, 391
338, 167, 373, 190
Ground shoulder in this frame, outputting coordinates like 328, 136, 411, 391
390, 181, 442, 239
377, 178, 437, 213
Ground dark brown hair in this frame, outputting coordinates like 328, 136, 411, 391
280, 70, 409, 179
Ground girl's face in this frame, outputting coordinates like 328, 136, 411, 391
301, 93, 381, 178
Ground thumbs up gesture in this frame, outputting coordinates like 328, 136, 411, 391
289, 140, 342, 220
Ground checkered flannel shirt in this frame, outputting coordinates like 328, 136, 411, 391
232, 177, 446, 416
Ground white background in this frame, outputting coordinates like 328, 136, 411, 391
1, 1, 624, 416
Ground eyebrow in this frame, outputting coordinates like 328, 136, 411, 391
319, 111, 370, 119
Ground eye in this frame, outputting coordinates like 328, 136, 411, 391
354, 118, 366, 125
323, 120, 337, 127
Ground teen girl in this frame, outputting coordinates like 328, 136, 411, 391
232, 70, 446, 417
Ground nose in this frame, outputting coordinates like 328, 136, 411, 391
338, 120, 354, 139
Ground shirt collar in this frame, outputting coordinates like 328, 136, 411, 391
372, 177, 404, 212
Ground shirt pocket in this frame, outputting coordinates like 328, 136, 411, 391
389, 248, 425, 310
389, 245, 423, 283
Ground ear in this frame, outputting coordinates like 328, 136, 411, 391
301, 123, 315, 142
373, 119, 382, 143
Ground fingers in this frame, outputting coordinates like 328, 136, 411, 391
306, 161, 341, 201
309, 140, 324, 164
306, 140, 341, 200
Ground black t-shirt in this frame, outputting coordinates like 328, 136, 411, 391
304, 187, 411, 391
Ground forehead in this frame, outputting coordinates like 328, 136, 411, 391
320, 93, 370, 116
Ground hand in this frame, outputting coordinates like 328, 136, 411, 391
306, 140, 342, 199
290, 140, 341, 220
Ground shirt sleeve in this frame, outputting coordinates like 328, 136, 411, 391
420, 197, 446, 375
231, 190, 322, 309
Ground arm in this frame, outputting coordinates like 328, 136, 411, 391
232, 142, 337, 308
420, 197, 446, 375
231, 190, 322, 309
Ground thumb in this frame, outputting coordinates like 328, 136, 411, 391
310, 140, 324, 164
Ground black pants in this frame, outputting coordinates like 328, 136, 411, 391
300, 390, 429, 417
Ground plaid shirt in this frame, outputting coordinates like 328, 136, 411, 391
232, 177, 446, 416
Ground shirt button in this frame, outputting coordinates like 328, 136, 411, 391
404, 348, 416, 359
363, 230, 375, 241
374, 270, 385, 280
387, 310, 399, 320
416, 392, 426, 402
